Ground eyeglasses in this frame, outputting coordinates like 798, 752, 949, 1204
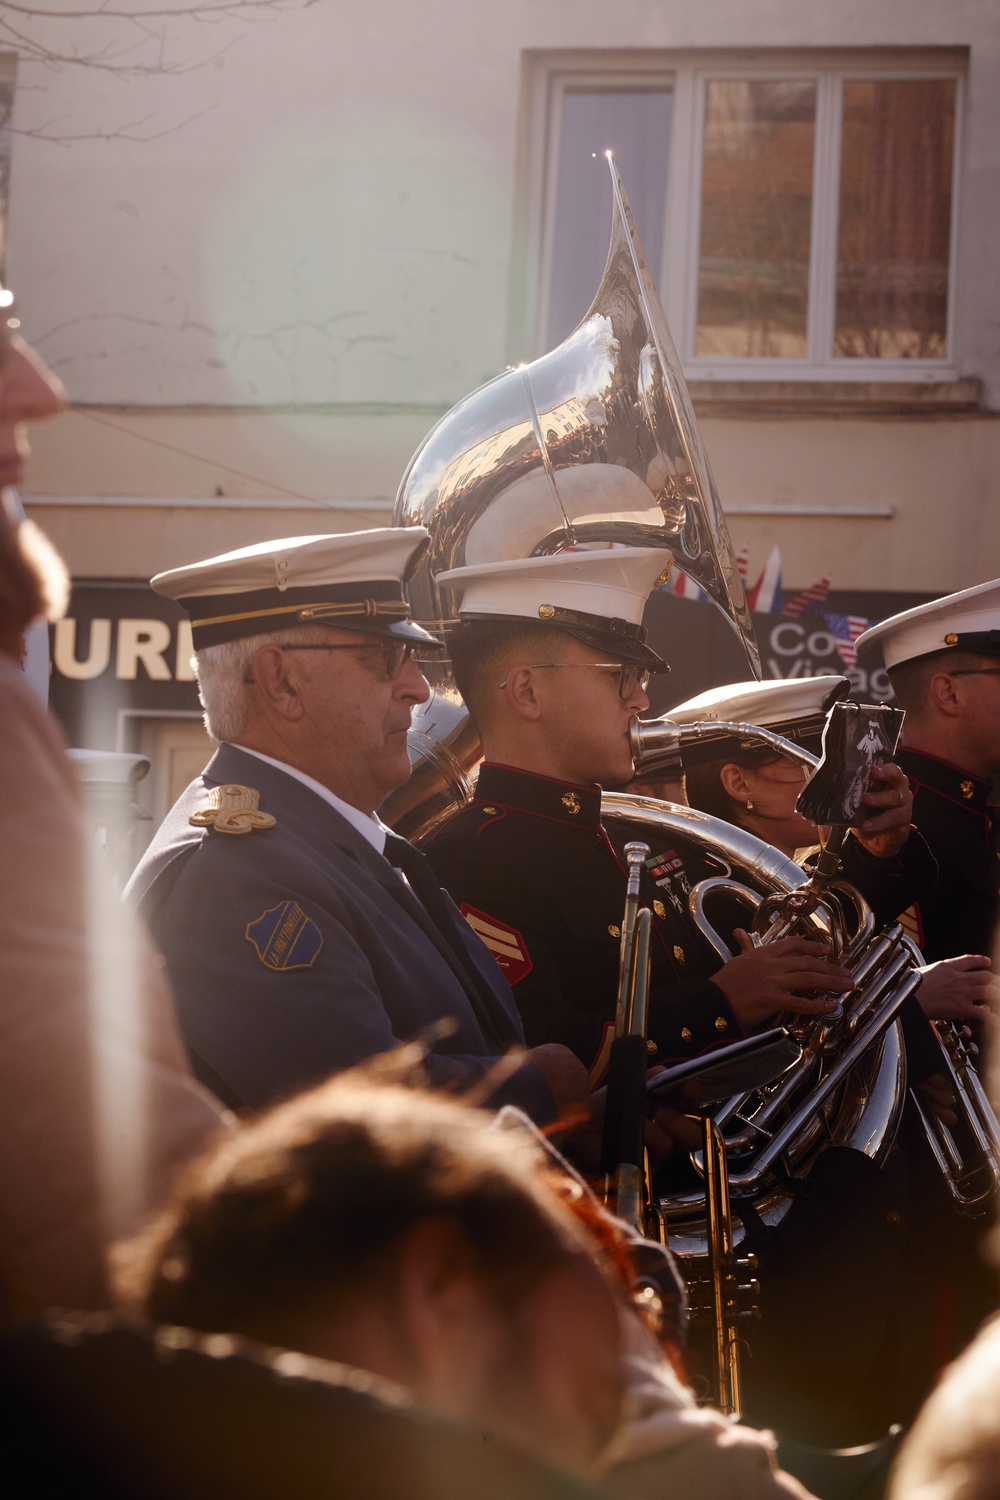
948, 667, 1000, 679
277, 639, 425, 681
498, 661, 651, 700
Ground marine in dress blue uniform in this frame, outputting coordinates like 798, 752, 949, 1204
857, 581, 1000, 1392
126, 529, 561, 1120
427, 765, 740, 1083
858, 578, 1000, 965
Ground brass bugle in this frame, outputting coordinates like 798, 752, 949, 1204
602, 841, 654, 1236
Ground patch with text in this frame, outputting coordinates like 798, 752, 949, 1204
246, 901, 324, 971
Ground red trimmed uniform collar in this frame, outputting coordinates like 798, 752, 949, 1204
473, 763, 603, 829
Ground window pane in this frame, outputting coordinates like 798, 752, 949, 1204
696, 80, 816, 358
835, 79, 955, 359
546, 89, 672, 348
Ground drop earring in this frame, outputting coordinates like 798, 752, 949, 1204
745, 799, 754, 812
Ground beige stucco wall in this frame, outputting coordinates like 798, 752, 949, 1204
23, 405, 1000, 594
9, 0, 1000, 596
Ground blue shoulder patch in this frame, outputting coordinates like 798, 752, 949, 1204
246, 901, 324, 971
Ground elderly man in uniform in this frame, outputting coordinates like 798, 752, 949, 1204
424, 548, 921, 1087
126, 531, 587, 1122
858, 580, 1000, 966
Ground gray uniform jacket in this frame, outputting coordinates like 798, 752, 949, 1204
127, 744, 552, 1118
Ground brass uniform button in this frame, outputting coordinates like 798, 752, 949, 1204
608, 924, 621, 938
887, 1210, 902, 1226
673, 945, 685, 965
680, 1027, 693, 1041
714, 1016, 729, 1033
653, 900, 666, 920
482, 806, 498, 815
945, 632, 958, 644
538, 604, 556, 619
646, 1039, 658, 1056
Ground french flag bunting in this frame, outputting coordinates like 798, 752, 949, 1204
785, 576, 831, 618
747, 545, 783, 614
825, 613, 869, 670
735, 545, 750, 586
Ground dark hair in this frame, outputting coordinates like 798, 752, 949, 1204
683, 747, 784, 824
888, 649, 995, 717
448, 619, 569, 733
114, 1075, 587, 1343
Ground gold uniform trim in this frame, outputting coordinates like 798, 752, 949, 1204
193, 598, 407, 629
190, 783, 277, 836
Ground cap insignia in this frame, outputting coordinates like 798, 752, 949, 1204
961, 779, 976, 800
945, 633, 959, 645
561, 792, 581, 815
190, 784, 277, 836
538, 604, 556, 619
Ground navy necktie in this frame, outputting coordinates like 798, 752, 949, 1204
382, 830, 510, 1052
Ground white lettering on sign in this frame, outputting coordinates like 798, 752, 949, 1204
116, 619, 173, 681
53, 618, 112, 680
770, 623, 805, 656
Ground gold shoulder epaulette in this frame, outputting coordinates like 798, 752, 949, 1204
190, 783, 277, 836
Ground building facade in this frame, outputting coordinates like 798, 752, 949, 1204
6, 0, 999, 837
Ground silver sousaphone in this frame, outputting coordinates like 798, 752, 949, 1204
382, 156, 909, 1216
385, 154, 759, 837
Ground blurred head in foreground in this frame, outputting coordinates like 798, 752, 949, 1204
0, 286, 69, 660
115, 1073, 625, 1475
889, 1313, 1000, 1500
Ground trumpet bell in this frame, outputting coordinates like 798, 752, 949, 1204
393, 155, 760, 679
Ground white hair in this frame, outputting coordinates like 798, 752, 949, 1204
194, 624, 334, 743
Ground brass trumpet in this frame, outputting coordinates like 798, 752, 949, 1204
602, 841, 751, 1415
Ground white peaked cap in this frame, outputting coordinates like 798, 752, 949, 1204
669, 675, 849, 728
436, 547, 672, 668
855, 578, 1000, 671
436, 547, 671, 629
150, 527, 436, 649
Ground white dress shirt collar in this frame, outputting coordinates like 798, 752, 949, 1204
229, 744, 388, 854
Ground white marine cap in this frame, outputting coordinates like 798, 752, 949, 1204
435, 547, 672, 670
855, 578, 1000, 672
666, 675, 850, 765
151, 528, 438, 650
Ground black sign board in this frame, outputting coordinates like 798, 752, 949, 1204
47, 580, 201, 749
47, 578, 933, 749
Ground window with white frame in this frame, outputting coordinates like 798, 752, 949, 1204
524, 53, 963, 381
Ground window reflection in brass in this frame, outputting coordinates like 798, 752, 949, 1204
835, 79, 955, 359
696, 79, 816, 358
